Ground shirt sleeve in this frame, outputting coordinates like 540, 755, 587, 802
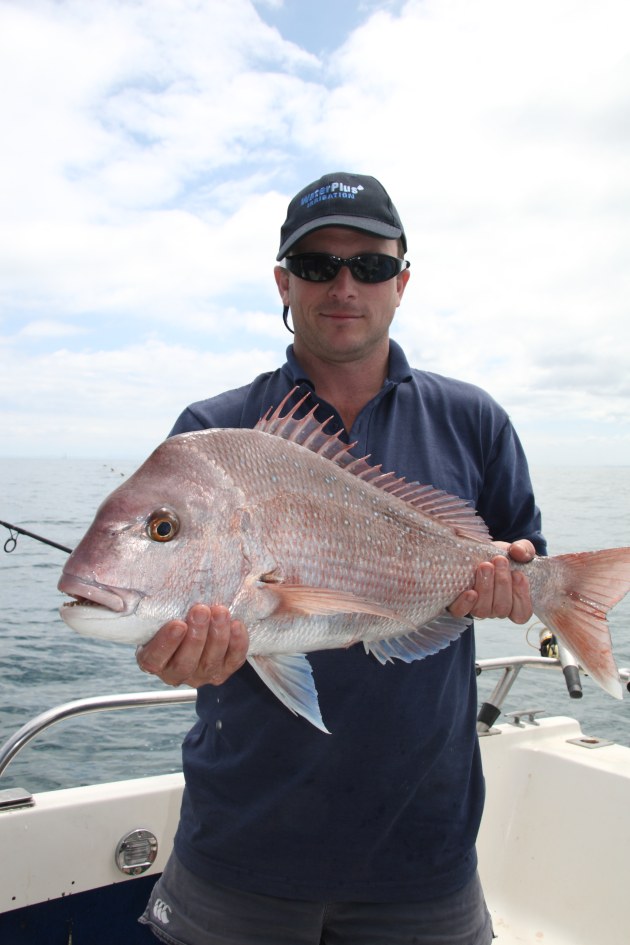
477, 415, 547, 555
169, 406, 208, 436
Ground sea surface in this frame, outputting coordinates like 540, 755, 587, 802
0, 459, 629, 793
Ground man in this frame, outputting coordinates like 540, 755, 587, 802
138, 172, 544, 944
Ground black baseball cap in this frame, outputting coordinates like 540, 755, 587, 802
276, 172, 407, 260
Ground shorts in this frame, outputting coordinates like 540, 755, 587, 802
139, 852, 495, 945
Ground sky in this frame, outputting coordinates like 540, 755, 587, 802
1, 0, 629, 465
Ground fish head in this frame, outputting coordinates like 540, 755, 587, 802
58, 433, 244, 645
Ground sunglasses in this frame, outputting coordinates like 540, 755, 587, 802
284, 253, 410, 284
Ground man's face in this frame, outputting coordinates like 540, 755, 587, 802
274, 227, 410, 365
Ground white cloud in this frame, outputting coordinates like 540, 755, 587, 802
0, 0, 628, 463
0, 338, 287, 457
18, 320, 88, 339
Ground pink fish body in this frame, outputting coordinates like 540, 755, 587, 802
59, 394, 630, 731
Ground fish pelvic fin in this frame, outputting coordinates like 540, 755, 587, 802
255, 389, 492, 543
248, 653, 330, 733
365, 613, 471, 665
534, 548, 630, 700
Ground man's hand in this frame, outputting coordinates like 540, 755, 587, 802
136, 604, 249, 688
449, 539, 536, 624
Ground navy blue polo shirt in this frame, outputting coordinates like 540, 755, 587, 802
171, 340, 545, 902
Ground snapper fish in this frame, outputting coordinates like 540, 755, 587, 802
58, 392, 630, 732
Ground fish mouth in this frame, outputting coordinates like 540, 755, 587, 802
58, 573, 143, 616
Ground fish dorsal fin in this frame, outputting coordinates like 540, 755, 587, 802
256, 389, 492, 543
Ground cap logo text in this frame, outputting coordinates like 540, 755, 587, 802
300, 182, 364, 209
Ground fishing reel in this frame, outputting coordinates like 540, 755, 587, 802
539, 628, 583, 699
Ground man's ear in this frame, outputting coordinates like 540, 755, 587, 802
274, 265, 290, 305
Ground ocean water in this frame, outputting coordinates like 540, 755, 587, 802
0, 459, 628, 793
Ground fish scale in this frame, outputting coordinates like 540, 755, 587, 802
58, 391, 630, 732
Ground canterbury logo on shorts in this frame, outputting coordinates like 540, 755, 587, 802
152, 897, 172, 925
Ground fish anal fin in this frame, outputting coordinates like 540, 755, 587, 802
248, 653, 330, 733
365, 613, 470, 665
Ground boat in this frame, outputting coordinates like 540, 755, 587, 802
1, 654, 629, 945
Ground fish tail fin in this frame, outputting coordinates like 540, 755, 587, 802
534, 548, 630, 700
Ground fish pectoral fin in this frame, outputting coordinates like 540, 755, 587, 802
248, 653, 330, 734
261, 582, 417, 628
365, 613, 471, 665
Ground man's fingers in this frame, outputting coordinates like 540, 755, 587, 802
160, 605, 215, 684
481, 555, 513, 619
136, 605, 212, 685
189, 625, 248, 686
448, 589, 478, 619
221, 617, 250, 675
507, 539, 536, 563
455, 543, 535, 623
506, 569, 533, 624
136, 621, 188, 676
136, 604, 249, 688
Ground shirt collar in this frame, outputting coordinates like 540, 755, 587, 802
282, 338, 413, 389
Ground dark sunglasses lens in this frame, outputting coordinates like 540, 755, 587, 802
350, 255, 400, 283
286, 255, 340, 282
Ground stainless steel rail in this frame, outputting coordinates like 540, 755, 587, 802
476, 655, 561, 733
0, 689, 197, 777
475, 658, 630, 733
1, 661, 628, 776
476, 657, 630, 686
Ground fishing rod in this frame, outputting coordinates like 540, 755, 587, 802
0, 520, 72, 555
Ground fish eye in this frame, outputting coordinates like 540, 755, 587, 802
146, 508, 180, 542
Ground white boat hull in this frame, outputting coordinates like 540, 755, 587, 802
478, 716, 630, 944
1, 715, 629, 943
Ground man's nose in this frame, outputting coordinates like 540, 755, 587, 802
327, 263, 358, 296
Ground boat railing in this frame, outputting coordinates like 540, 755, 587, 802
476, 657, 630, 734
0, 689, 197, 778
1, 659, 629, 777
